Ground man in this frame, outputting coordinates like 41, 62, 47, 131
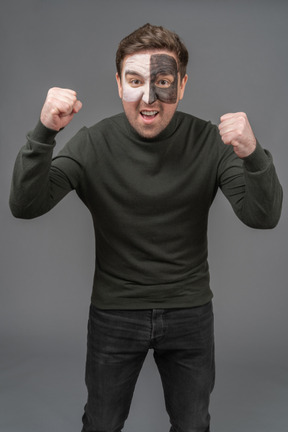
10, 23, 282, 432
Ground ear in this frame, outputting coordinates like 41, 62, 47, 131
116, 73, 123, 99
179, 74, 188, 100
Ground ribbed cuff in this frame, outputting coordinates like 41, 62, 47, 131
243, 141, 270, 172
29, 119, 60, 145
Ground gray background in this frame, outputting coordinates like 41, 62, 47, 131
1, 0, 287, 431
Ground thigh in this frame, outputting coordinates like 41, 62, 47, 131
82, 306, 150, 432
154, 302, 215, 432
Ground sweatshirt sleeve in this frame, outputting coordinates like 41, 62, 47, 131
218, 140, 283, 229
9, 121, 83, 219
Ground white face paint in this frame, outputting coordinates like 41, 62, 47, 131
122, 53, 178, 105
122, 54, 151, 103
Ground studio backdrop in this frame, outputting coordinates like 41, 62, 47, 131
1, 1, 287, 431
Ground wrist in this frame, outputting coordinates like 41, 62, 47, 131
29, 119, 59, 144
243, 141, 270, 172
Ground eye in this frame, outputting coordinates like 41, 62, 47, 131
155, 78, 172, 88
128, 78, 143, 87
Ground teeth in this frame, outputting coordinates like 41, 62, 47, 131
141, 111, 158, 116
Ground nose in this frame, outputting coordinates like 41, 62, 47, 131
141, 83, 157, 105
141, 83, 150, 104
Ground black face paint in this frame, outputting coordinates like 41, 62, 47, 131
149, 54, 178, 104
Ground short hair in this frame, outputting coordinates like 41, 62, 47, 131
116, 23, 189, 79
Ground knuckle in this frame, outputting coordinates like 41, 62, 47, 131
236, 128, 243, 136
49, 87, 59, 95
238, 114, 247, 125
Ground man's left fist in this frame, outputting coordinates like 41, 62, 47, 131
218, 112, 257, 158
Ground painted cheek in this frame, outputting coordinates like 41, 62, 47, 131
122, 84, 144, 102
154, 85, 178, 104
122, 82, 152, 104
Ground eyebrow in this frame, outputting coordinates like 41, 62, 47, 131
125, 70, 143, 76
156, 73, 175, 79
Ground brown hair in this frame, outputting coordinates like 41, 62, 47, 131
116, 23, 189, 79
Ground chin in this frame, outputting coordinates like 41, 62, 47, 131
136, 126, 161, 139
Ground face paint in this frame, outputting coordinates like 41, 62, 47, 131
122, 53, 178, 104
149, 54, 178, 104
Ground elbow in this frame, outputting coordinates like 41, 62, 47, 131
266, 187, 284, 229
9, 197, 23, 218
9, 197, 39, 220
9, 203, 32, 219
263, 210, 282, 229
244, 219, 280, 230
239, 201, 283, 230
260, 218, 281, 230
265, 192, 284, 229
244, 209, 282, 230
243, 190, 283, 230
9, 192, 54, 219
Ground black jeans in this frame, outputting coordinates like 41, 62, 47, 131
82, 301, 215, 432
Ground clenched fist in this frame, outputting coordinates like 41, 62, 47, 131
218, 112, 257, 158
40, 87, 82, 131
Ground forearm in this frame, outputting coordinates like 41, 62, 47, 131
9, 121, 72, 219
219, 143, 283, 229
240, 146, 283, 228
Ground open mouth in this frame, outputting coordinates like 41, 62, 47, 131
140, 110, 159, 120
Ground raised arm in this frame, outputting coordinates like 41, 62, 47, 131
217, 112, 283, 229
9, 88, 83, 219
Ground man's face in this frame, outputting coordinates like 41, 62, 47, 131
116, 51, 188, 139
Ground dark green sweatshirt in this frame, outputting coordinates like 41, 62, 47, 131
10, 112, 283, 309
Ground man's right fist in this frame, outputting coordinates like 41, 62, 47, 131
40, 87, 82, 131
